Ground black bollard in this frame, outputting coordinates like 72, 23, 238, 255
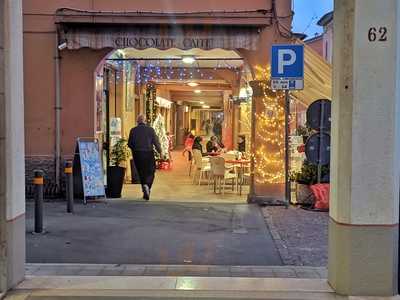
33, 170, 44, 234
65, 161, 74, 213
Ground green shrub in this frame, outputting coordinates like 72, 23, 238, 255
291, 160, 329, 185
110, 139, 130, 167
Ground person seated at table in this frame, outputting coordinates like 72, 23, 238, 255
206, 136, 225, 153
192, 136, 207, 156
237, 135, 246, 153
206, 136, 219, 153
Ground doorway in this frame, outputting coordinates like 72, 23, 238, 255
96, 48, 253, 203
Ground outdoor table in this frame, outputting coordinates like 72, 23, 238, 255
206, 152, 221, 156
224, 159, 250, 165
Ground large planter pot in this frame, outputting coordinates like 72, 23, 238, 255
106, 166, 126, 198
296, 183, 315, 205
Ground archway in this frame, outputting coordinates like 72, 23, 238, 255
94, 47, 254, 203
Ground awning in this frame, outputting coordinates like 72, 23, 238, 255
59, 24, 261, 51
291, 42, 332, 105
56, 8, 267, 51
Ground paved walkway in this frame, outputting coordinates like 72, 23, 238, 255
26, 201, 281, 266
122, 150, 248, 203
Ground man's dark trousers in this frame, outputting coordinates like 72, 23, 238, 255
133, 151, 156, 190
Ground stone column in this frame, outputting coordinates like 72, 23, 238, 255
222, 91, 233, 149
0, 0, 6, 292
175, 104, 185, 146
232, 104, 240, 150
248, 80, 285, 203
0, 0, 25, 292
329, 0, 400, 295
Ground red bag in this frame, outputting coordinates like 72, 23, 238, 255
310, 184, 330, 210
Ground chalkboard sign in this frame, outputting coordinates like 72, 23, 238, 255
74, 138, 106, 203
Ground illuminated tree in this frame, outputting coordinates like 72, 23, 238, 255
253, 66, 286, 184
152, 114, 169, 161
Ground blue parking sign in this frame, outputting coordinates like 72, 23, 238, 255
271, 44, 304, 90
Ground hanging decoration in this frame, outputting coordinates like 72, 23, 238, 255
253, 65, 286, 184
145, 82, 157, 124
109, 58, 247, 85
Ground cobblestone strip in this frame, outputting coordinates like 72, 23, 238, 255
262, 208, 302, 265
26, 264, 327, 279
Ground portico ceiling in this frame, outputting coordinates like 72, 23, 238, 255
170, 90, 224, 107
111, 48, 244, 68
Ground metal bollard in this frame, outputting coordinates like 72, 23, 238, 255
33, 170, 44, 234
65, 161, 74, 213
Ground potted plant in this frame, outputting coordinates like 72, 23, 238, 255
107, 138, 129, 198
290, 160, 330, 206
296, 125, 313, 144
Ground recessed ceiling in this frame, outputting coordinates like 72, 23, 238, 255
170, 90, 223, 107
109, 48, 244, 68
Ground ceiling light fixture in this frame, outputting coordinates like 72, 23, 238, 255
187, 82, 199, 87
200, 101, 205, 104
202, 105, 210, 109
194, 90, 202, 94
182, 56, 196, 64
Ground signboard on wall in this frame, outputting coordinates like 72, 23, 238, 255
74, 138, 106, 203
60, 25, 260, 51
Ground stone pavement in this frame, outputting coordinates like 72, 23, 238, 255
122, 150, 249, 203
25, 263, 328, 279
26, 201, 282, 266
262, 206, 329, 266
7, 276, 337, 300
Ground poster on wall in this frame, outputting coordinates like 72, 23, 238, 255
76, 138, 106, 203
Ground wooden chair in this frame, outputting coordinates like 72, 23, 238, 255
239, 165, 251, 195
209, 156, 236, 194
192, 149, 210, 185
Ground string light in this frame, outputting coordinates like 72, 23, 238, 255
252, 65, 286, 184
104, 59, 245, 85
134, 60, 216, 83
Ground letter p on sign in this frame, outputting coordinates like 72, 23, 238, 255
278, 49, 296, 74
271, 45, 304, 79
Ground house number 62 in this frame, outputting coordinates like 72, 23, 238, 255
368, 27, 388, 42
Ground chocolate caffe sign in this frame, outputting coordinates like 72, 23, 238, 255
61, 27, 258, 50
114, 36, 214, 50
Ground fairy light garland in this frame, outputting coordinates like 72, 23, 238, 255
253, 66, 286, 184
111, 59, 244, 84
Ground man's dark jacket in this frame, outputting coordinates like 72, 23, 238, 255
128, 123, 162, 154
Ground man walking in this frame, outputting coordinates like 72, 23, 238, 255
128, 114, 162, 200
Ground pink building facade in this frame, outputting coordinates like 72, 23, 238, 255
23, 0, 294, 202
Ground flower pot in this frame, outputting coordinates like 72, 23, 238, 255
106, 166, 126, 198
296, 183, 315, 205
